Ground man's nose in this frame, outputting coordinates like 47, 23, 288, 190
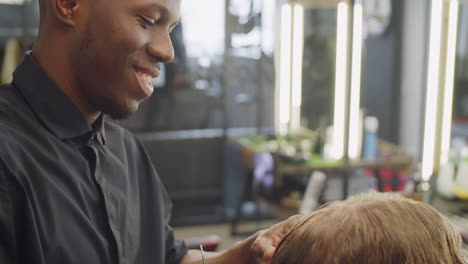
147, 33, 175, 64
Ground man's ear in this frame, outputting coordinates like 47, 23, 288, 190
52, 0, 81, 27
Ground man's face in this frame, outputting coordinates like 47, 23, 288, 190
72, 0, 181, 119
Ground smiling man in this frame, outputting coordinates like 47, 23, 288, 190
0, 0, 302, 263
34, 0, 178, 122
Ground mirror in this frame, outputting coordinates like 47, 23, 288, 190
437, 0, 468, 170
276, 0, 365, 161
423, 0, 468, 196
299, 6, 338, 131
454, 2, 468, 124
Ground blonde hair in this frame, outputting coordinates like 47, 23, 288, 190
272, 192, 467, 264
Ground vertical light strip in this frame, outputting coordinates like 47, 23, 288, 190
278, 4, 293, 135
291, 4, 305, 131
348, 2, 364, 160
440, 0, 459, 165
422, 0, 444, 181
332, 2, 349, 160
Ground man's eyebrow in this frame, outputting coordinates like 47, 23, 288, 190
143, 3, 169, 14
142, 3, 180, 25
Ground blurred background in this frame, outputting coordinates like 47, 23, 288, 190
2, 0, 468, 250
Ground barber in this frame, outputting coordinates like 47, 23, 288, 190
0, 0, 302, 263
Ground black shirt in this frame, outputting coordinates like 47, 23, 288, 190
0, 53, 187, 264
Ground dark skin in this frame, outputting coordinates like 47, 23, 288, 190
32, 0, 303, 263
33, 0, 179, 123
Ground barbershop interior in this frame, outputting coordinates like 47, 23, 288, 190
2, 0, 468, 253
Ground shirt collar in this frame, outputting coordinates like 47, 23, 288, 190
92, 114, 107, 145
11, 52, 106, 142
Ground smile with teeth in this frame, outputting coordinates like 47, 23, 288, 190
136, 71, 153, 85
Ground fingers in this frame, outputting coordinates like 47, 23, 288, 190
252, 245, 275, 264
249, 231, 268, 260
266, 215, 304, 240
249, 215, 305, 262
262, 246, 276, 261
281, 215, 304, 233
261, 216, 303, 261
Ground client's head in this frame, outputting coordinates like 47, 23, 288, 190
272, 192, 467, 264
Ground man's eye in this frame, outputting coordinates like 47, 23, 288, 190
138, 15, 156, 28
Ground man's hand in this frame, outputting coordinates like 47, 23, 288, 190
249, 215, 303, 263
180, 215, 303, 264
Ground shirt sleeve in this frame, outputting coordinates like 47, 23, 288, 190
160, 181, 187, 264
165, 223, 188, 264
0, 162, 19, 264
132, 133, 188, 263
